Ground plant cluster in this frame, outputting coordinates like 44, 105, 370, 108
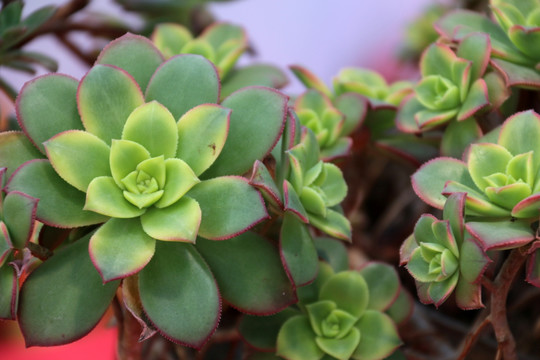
2, 0, 540, 359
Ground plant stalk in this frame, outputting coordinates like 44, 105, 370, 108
114, 296, 144, 360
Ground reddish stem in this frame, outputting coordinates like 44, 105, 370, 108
114, 295, 144, 360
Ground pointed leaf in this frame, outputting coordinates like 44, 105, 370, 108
334, 93, 368, 136
457, 33, 491, 80
316, 328, 360, 360
443, 193, 466, 243
122, 274, 157, 341
18, 233, 120, 346
89, 218, 155, 282
283, 180, 309, 223
457, 79, 489, 121
290, 64, 332, 97
84, 176, 144, 218
204, 87, 288, 177
498, 110, 540, 167
187, 176, 268, 240
467, 143, 512, 192
122, 101, 178, 158
428, 272, 459, 306
141, 196, 201, 242
176, 104, 231, 176
250, 160, 283, 208
110, 139, 150, 188
308, 208, 352, 242
44, 130, 111, 192
197, 231, 296, 315
145, 54, 219, 120
466, 220, 535, 250
352, 310, 402, 360
460, 235, 490, 283
455, 277, 483, 310
3, 191, 38, 249
139, 242, 220, 349
16, 74, 83, 153
78, 65, 145, 144
412, 157, 476, 209
492, 58, 540, 89
276, 315, 324, 360
7, 160, 107, 227
420, 44, 456, 79
358, 262, 400, 312
0, 264, 17, 320
97, 33, 163, 91
156, 158, 200, 208
280, 213, 318, 287
512, 193, 540, 218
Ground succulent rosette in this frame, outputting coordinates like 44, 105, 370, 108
151, 22, 288, 99
400, 193, 491, 309
239, 261, 402, 360
436, 0, 540, 88
412, 110, 540, 220
2, 33, 295, 348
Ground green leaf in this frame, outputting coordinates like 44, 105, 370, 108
499, 110, 540, 168
0, 132, 43, 179
89, 218, 156, 282
395, 97, 423, 133
44, 130, 111, 192
406, 248, 437, 283
78, 65, 145, 144
459, 235, 490, 283
359, 263, 400, 312
308, 208, 352, 242
290, 64, 332, 97
187, 177, 268, 240
508, 25, 540, 61
122, 101, 178, 159
277, 315, 324, 360
428, 272, 459, 306
97, 33, 163, 91
280, 213, 318, 286
420, 44, 456, 79
84, 176, 144, 218
319, 271, 369, 318
196, 231, 296, 314
314, 237, 349, 272
457, 79, 489, 121
319, 163, 347, 207
466, 220, 535, 251
139, 241, 220, 348
145, 55, 219, 120
18, 233, 119, 346
440, 118, 482, 158
204, 87, 288, 177
0, 264, 17, 320
109, 139, 150, 188
492, 58, 540, 89
412, 157, 476, 209
385, 287, 413, 325
239, 308, 299, 351
455, 276, 483, 310
151, 23, 193, 58
7, 160, 107, 227
316, 327, 360, 360
3, 191, 38, 249
333, 93, 367, 136
141, 196, 201, 242
284, 180, 309, 223
457, 33, 491, 80
156, 158, 200, 208
250, 160, 283, 208
221, 64, 289, 99
352, 310, 401, 360
17, 74, 83, 153
443, 193, 466, 243
176, 104, 231, 176
467, 143, 512, 191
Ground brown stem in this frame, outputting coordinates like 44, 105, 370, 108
455, 311, 491, 360
489, 246, 531, 360
54, 33, 95, 66
115, 294, 144, 360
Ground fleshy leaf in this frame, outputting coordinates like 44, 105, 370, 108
459, 235, 490, 283
7, 160, 107, 227
466, 220, 535, 250
204, 87, 287, 177
78, 64, 145, 144
319, 163, 347, 206
333, 93, 368, 136
319, 271, 368, 318
455, 277, 483, 310
314, 237, 349, 272
16, 74, 83, 153
457, 79, 489, 121
316, 328, 361, 360
239, 308, 299, 351
440, 117, 482, 158
457, 33, 491, 80
467, 143, 512, 192
3, 191, 38, 249
499, 111, 540, 168
18, 233, 119, 346
122, 274, 157, 341
109, 139, 150, 188
89, 218, 156, 282
176, 104, 231, 176
276, 315, 324, 360
512, 194, 540, 218
156, 158, 200, 208
283, 180, 309, 223
443, 193, 466, 243
139, 241, 220, 349
44, 130, 111, 192
395, 96, 423, 133
0, 132, 44, 180
221, 64, 289, 99
412, 157, 475, 209
352, 310, 402, 360
187, 176, 268, 240
420, 44, 456, 79
145, 54, 219, 120
385, 287, 414, 325
492, 58, 540, 89
85, 176, 144, 218
141, 196, 201, 242
0, 264, 17, 320
290, 64, 332, 97
358, 262, 400, 311
122, 101, 178, 159
96, 33, 163, 91
197, 231, 296, 315
280, 213, 318, 287
308, 208, 352, 242
151, 23, 193, 58
250, 160, 283, 209
428, 272, 459, 306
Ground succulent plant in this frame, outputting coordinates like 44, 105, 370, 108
412, 110, 540, 219
240, 261, 402, 360
436, 0, 540, 88
2, 33, 296, 348
400, 193, 491, 309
